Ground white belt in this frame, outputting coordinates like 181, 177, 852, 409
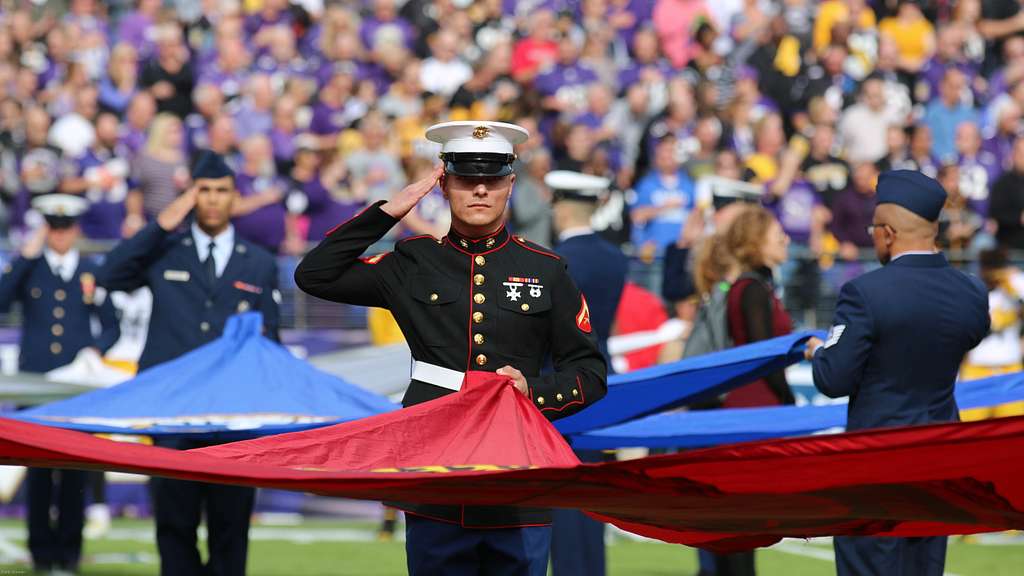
411, 360, 466, 391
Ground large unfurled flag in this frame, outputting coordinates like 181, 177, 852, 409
1, 372, 1023, 552
555, 332, 815, 435
569, 371, 1024, 449
14, 313, 397, 439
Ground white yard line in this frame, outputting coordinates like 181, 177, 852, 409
0, 533, 28, 564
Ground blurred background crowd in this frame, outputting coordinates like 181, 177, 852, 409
4, 0, 1024, 335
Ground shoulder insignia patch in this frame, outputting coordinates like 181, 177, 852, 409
359, 253, 390, 265
576, 294, 592, 334
824, 325, 846, 349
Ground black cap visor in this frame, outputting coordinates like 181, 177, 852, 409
44, 215, 78, 229
442, 152, 515, 178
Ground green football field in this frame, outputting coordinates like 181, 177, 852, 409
1, 518, 1022, 575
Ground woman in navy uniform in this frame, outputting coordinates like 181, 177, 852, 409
0, 194, 120, 574
97, 152, 280, 576
294, 121, 607, 576
806, 170, 990, 576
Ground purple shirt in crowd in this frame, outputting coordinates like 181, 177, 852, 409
983, 133, 1015, 172
234, 172, 288, 252
764, 179, 822, 245
957, 150, 1003, 218
116, 11, 155, 58
831, 188, 876, 247
77, 146, 132, 240
296, 176, 363, 240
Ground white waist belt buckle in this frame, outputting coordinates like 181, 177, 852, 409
411, 360, 466, 392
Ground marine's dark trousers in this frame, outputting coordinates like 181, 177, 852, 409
26, 467, 86, 570
405, 514, 551, 576
836, 535, 947, 576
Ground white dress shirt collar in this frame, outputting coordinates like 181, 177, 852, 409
191, 223, 235, 278
43, 248, 79, 283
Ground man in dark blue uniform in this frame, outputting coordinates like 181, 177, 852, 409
97, 152, 280, 576
0, 194, 120, 573
294, 121, 607, 576
544, 170, 628, 576
806, 170, 990, 576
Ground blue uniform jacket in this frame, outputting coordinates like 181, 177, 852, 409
555, 232, 627, 362
0, 254, 120, 373
812, 253, 989, 431
97, 222, 280, 372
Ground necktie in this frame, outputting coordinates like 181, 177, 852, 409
204, 240, 217, 284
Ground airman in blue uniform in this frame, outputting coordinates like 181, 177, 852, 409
545, 170, 628, 576
807, 170, 990, 576
97, 152, 280, 576
0, 194, 120, 574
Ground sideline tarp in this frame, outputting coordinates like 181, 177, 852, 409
1, 372, 1022, 552
570, 372, 1024, 449
15, 313, 397, 439
554, 332, 816, 435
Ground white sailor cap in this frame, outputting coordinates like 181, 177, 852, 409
31, 194, 89, 229
425, 120, 529, 177
544, 170, 610, 203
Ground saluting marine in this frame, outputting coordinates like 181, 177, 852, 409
0, 194, 120, 574
294, 121, 607, 576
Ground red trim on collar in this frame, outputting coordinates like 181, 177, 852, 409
445, 234, 511, 257
511, 236, 560, 260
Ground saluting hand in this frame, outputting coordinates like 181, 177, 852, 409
20, 224, 48, 259
380, 164, 443, 220
497, 365, 529, 396
157, 186, 199, 232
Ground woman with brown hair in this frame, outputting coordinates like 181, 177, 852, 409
705, 205, 794, 576
723, 205, 796, 409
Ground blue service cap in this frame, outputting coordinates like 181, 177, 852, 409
191, 151, 235, 180
875, 169, 947, 223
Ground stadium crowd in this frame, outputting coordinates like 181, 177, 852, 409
5, 0, 1024, 267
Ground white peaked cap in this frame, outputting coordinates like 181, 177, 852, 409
425, 121, 530, 155
544, 170, 611, 194
32, 193, 89, 218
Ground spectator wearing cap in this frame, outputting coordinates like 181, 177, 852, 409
806, 170, 989, 576
0, 193, 119, 574
98, 151, 280, 576
12, 107, 75, 231
923, 68, 979, 162
990, 137, 1024, 250
955, 121, 1001, 218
